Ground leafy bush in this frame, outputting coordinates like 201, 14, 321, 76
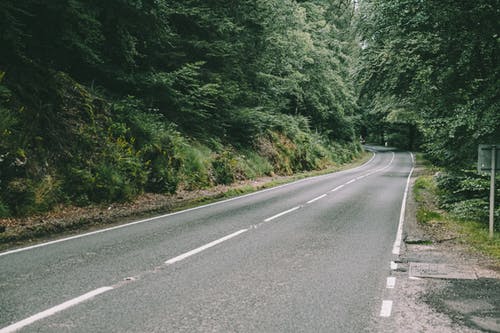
63, 123, 148, 203
177, 143, 212, 190
33, 175, 63, 212
0, 199, 10, 218
435, 171, 499, 224
236, 151, 273, 179
449, 199, 490, 222
112, 97, 182, 194
4, 178, 35, 216
211, 150, 239, 185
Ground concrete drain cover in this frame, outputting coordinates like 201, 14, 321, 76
409, 263, 477, 280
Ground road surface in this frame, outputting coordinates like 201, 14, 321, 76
0, 147, 414, 332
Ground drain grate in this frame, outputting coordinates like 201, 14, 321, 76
409, 263, 477, 280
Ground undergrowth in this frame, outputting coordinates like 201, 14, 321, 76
0, 73, 363, 218
414, 155, 500, 260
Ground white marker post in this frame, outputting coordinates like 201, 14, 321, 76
478, 144, 499, 239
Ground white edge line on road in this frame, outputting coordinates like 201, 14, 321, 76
392, 152, 415, 255
386, 277, 396, 289
264, 206, 301, 222
380, 300, 393, 317
165, 229, 248, 265
0, 152, 376, 258
0, 287, 113, 333
306, 194, 327, 204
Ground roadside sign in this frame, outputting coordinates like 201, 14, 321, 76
478, 144, 500, 172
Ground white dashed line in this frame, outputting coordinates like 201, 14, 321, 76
0, 287, 113, 333
306, 194, 327, 204
264, 206, 301, 222
345, 179, 356, 184
380, 300, 393, 317
330, 185, 345, 192
165, 229, 248, 265
386, 277, 396, 289
0, 152, 378, 258
390, 261, 398, 270
0, 150, 387, 332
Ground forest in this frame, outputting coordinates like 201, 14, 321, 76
0, 0, 498, 226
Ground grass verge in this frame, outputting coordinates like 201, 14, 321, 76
414, 155, 500, 261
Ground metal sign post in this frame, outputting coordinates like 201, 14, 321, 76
478, 144, 500, 239
489, 147, 496, 239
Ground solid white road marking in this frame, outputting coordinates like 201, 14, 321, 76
386, 277, 396, 289
165, 229, 248, 265
380, 300, 393, 317
345, 179, 356, 184
390, 261, 398, 270
306, 194, 327, 204
0, 287, 113, 333
264, 206, 301, 222
392, 153, 415, 255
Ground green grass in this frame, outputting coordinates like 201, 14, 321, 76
414, 175, 436, 203
455, 220, 500, 260
416, 208, 443, 224
413, 153, 500, 261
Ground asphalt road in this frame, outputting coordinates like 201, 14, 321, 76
0, 147, 414, 332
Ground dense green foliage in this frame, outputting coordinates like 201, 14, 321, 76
0, 0, 361, 216
357, 0, 499, 167
435, 171, 499, 225
357, 0, 499, 226
3, 0, 495, 227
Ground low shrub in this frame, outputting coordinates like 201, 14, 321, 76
177, 143, 212, 190
435, 170, 499, 224
237, 151, 273, 179
33, 174, 63, 212
211, 150, 239, 185
0, 200, 9, 218
449, 199, 498, 225
4, 178, 36, 216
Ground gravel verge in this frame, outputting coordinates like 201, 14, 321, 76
376, 165, 500, 333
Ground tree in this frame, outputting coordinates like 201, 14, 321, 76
357, 0, 499, 167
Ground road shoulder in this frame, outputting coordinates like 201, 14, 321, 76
378, 165, 500, 333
